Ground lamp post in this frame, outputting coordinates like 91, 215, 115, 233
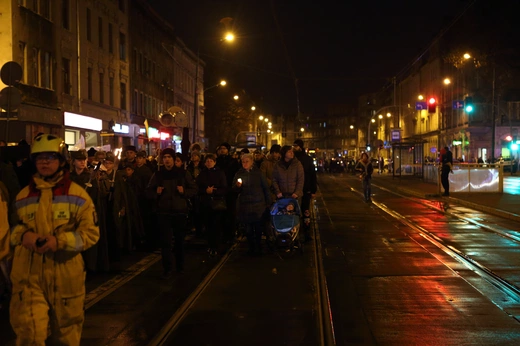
192, 33, 234, 144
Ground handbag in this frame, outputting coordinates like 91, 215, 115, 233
210, 197, 227, 211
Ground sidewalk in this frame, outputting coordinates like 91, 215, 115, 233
370, 174, 520, 223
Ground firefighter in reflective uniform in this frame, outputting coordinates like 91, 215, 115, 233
9, 134, 100, 345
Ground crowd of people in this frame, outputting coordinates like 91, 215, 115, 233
0, 134, 318, 344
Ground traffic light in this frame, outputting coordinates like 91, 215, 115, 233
464, 97, 474, 113
427, 97, 437, 113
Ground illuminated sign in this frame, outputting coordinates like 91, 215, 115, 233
148, 127, 160, 139
112, 123, 129, 134
64, 112, 102, 131
452, 140, 462, 145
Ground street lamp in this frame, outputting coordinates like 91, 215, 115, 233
192, 32, 235, 144
203, 80, 227, 93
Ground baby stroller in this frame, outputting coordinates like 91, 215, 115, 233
268, 198, 303, 253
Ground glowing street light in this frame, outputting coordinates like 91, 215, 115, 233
224, 32, 235, 42
251, 106, 256, 111
443, 78, 451, 85
233, 95, 239, 100
463, 53, 471, 60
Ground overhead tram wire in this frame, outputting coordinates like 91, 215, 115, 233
270, 0, 301, 121
394, 0, 477, 81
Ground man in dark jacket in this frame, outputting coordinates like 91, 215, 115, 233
147, 148, 197, 278
440, 146, 453, 196
293, 139, 317, 241
216, 142, 241, 242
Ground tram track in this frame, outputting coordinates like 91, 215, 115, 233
342, 178, 520, 321
146, 203, 335, 346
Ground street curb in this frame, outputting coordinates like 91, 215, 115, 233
390, 185, 520, 223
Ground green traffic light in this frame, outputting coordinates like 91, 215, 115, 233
465, 105, 473, 113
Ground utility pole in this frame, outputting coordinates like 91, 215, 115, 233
491, 65, 496, 163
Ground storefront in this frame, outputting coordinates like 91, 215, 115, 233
64, 111, 103, 151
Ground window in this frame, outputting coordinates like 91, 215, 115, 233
62, 0, 70, 29
86, 9, 91, 41
119, 32, 126, 60
139, 92, 143, 115
133, 49, 138, 71
98, 17, 103, 48
62, 58, 71, 94
32, 48, 39, 86
99, 72, 104, 103
40, 51, 52, 89
40, 0, 50, 19
87, 67, 92, 100
109, 76, 114, 106
19, 42, 27, 84
120, 82, 127, 110
108, 23, 113, 53
132, 89, 138, 113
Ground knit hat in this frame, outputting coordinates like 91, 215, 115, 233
87, 147, 97, 157
219, 142, 231, 151
270, 144, 281, 154
124, 145, 137, 153
240, 148, 250, 154
70, 151, 87, 160
161, 148, 175, 157
105, 152, 116, 162
293, 139, 304, 149
136, 150, 147, 158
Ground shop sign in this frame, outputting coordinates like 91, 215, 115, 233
64, 112, 102, 131
112, 123, 129, 134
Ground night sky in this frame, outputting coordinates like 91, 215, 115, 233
147, 0, 473, 115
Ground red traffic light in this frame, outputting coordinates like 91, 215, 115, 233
427, 97, 437, 113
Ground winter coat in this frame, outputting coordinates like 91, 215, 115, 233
260, 155, 278, 202
70, 168, 110, 272
147, 166, 197, 214
232, 166, 271, 224
294, 151, 317, 194
196, 166, 228, 207
272, 158, 304, 199
0, 181, 9, 262
355, 160, 373, 180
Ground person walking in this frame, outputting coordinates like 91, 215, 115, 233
440, 146, 453, 196
355, 152, 374, 203
196, 153, 228, 256
292, 139, 317, 241
233, 153, 271, 255
147, 150, 197, 278
9, 134, 99, 345
272, 145, 304, 205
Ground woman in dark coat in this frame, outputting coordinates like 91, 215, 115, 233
233, 153, 271, 255
272, 145, 304, 205
196, 153, 228, 256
